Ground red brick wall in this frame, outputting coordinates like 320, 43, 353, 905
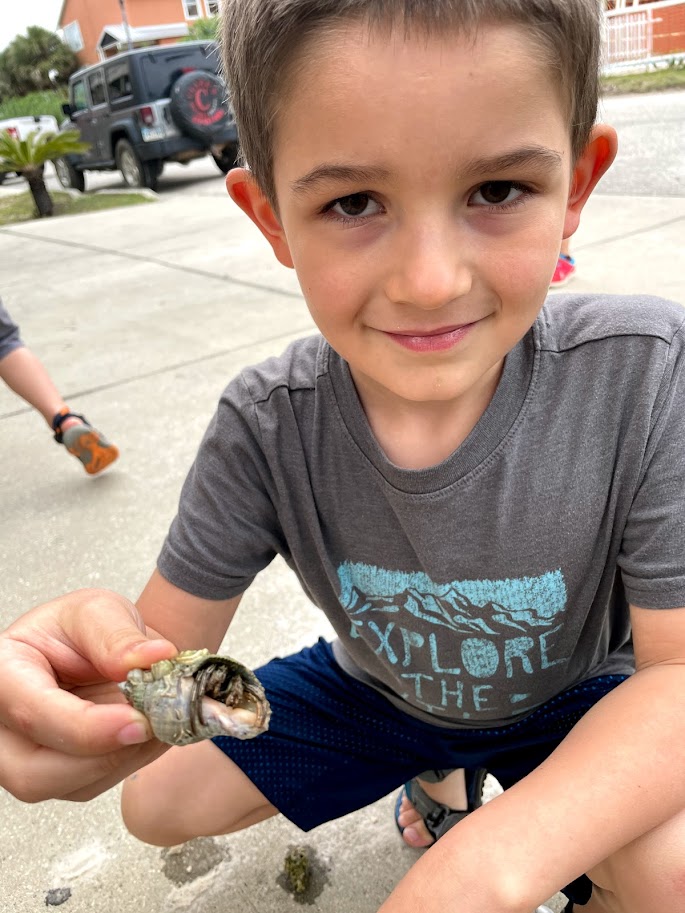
60, 0, 190, 66
652, 4, 685, 54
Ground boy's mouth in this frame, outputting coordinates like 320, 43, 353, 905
383, 322, 477, 353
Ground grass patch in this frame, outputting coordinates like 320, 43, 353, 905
0, 90, 69, 123
601, 66, 685, 95
0, 189, 154, 225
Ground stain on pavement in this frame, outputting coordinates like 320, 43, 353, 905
277, 844, 330, 904
161, 837, 225, 885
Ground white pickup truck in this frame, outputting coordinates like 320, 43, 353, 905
0, 114, 59, 184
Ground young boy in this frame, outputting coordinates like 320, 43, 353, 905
1, 2, 685, 912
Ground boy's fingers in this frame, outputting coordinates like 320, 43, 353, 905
0, 724, 166, 803
0, 673, 154, 756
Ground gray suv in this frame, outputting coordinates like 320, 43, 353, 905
55, 41, 238, 192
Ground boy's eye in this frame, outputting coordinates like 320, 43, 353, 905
470, 181, 527, 208
325, 193, 381, 220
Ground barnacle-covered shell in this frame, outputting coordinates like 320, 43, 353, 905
119, 648, 270, 746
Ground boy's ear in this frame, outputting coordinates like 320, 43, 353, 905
563, 124, 618, 240
225, 169, 294, 268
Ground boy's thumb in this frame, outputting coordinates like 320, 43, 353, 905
60, 589, 178, 680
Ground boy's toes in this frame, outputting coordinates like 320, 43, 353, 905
401, 823, 434, 847
397, 792, 435, 848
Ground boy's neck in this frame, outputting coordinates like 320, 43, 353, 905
350, 360, 504, 470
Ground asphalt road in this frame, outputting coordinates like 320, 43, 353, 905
597, 89, 685, 197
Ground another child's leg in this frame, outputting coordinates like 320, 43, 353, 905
0, 346, 119, 474
121, 740, 278, 846
0, 346, 68, 425
582, 805, 685, 913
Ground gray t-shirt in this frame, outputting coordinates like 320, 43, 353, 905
158, 294, 685, 729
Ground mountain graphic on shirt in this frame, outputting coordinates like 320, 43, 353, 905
343, 583, 559, 636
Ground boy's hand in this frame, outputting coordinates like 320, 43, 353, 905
0, 589, 178, 803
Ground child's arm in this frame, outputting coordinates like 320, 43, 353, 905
379, 602, 685, 913
0, 577, 242, 804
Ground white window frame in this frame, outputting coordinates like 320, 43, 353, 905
204, 0, 220, 14
182, 0, 201, 19
62, 20, 84, 52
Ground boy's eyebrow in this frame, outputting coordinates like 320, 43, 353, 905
290, 164, 392, 196
461, 145, 564, 177
289, 146, 563, 196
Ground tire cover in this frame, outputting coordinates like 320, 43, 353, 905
169, 71, 230, 142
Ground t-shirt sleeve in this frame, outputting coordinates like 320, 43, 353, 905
157, 375, 284, 599
620, 320, 685, 609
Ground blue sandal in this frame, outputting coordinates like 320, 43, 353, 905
394, 767, 488, 842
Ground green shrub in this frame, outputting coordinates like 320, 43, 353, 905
184, 18, 220, 41
0, 90, 68, 124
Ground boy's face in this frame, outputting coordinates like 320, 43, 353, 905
231, 22, 615, 412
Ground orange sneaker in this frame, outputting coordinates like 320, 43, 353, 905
52, 410, 119, 475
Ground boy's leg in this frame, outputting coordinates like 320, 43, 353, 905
582, 805, 685, 912
121, 740, 278, 846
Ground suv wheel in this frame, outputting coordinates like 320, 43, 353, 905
54, 157, 85, 192
115, 139, 158, 191
212, 145, 239, 174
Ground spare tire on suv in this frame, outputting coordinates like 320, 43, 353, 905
169, 71, 232, 143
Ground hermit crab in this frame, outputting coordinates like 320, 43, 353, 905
119, 649, 271, 746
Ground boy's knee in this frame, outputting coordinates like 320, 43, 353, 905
586, 807, 685, 912
121, 773, 183, 846
120, 746, 277, 846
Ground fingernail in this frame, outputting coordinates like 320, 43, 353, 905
123, 639, 176, 660
118, 721, 150, 745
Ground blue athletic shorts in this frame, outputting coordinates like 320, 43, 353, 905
213, 638, 628, 906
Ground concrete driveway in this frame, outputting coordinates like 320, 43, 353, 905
1, 91, 684, 913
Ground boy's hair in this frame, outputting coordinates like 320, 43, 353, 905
220, 0, 601, 208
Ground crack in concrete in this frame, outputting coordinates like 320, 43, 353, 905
0, 325, 315, 420
575, 213, 685, 251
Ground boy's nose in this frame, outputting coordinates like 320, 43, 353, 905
384, 224, 473, 311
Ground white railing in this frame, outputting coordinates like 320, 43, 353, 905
602, 0, 685, 72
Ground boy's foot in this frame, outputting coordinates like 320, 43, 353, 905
52, 409, 119, 475
395, 767, 487, 848
549, 254, 576, 288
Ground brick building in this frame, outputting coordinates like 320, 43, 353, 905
58, 0, 220, 66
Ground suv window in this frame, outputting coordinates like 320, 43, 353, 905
72, 79, 88, 112
88, 70, 107, 107
106, 61, 133, 102
138, 45, 219, 99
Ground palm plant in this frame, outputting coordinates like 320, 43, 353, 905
0, 129, 89, 218
0, 26, 77, 95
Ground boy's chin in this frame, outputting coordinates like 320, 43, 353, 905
354, 363, 505, 408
